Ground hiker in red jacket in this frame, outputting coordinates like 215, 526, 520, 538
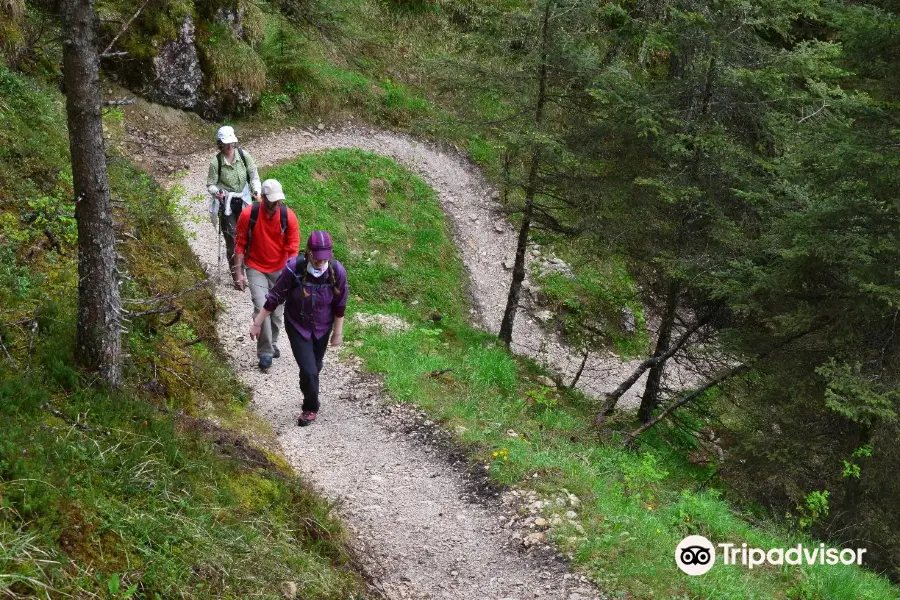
249, 231, 348, 426
234, 179, 300, 370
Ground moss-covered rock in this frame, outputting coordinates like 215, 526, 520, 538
98, 0, 266, 118
150, 15, 203, 109
194, 20, 266, 117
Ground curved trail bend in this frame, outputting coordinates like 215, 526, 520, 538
175, 127, 625, 599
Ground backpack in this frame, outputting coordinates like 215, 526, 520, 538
287, 257, 339, 320
245, 202, 288, 260
216, 147, 251, 186
288, 257, 336, 291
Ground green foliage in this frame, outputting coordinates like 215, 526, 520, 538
818, 360, 898, 426
796, 491, 831, 530
101, 0, 193, 61
0, 65, 70, 201
467, 134, 497, 165
0, 359, 363, 598
197, 25, 267, 108
270, 150, 899, 598
532, 246, 649, 358
842, 460, 861, 479
621, 452, 668, 505
525, 386, 557, 413
251, 5, 437, 127
0, 68, 365, 599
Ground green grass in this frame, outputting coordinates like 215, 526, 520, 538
0, 65, 366, 599
1, 339, 363, 599
249, 6, 439, 129
269, 148, 467, 321
265, 149, 900, 600
529, 236, 651, 359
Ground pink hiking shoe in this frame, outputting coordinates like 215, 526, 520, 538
297, 411, 317, 427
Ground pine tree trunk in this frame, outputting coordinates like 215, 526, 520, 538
569, 349, 589, 390
638, 280, 680, 423
499, 151, 539, 346
62, 0, 122, 386
596, 311, 712, 428
498, 0, 551, 346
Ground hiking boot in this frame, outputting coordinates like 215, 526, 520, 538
258, 354, 273, 370
297, 411, 317, 427
272, 344, 281, 359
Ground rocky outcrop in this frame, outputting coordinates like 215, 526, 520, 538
214, 5, 247, 40
149, 16, 202, 110
101, 3, 263, 119
196, 81, 259, 120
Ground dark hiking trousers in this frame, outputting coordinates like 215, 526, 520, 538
219, 196, 244, 278
285, 321, 332, 412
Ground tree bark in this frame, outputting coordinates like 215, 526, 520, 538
569, 349, 589, 390
62, 0, 122, 386
498, 0, 551, 347
638, 280, 681, 423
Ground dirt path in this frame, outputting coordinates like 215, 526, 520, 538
175, 126, 616, 599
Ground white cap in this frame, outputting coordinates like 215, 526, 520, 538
216, 125, 238, 144
261, 179, 285, 202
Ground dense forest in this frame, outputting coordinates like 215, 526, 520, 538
1, 0, 898, 597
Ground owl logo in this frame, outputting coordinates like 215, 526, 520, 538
676, 536, 716, 575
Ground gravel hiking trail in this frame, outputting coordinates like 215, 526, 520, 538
174, 126, 627, 599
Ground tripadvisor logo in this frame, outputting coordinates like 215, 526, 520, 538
675, 536, 867, 575
676, 535, 716, 575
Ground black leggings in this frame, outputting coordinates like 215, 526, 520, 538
285, 322, 332, 412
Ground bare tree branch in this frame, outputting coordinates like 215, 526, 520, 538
624, 326, 824, 442
101, 0, 153, 57
596, 311, 714, 427
121, 278, 212, 306
0, 332, 16, 368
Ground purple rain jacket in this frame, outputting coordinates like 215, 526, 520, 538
263, 256, 348, 340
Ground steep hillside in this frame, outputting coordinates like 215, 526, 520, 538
0, 65, 368, 599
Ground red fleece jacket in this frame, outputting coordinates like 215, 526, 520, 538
235, 203, 300, 273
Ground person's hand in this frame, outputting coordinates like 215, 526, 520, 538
235, 275, 247, 292
329, 331, 343, 347
253, 192, 262, 201
250, 321, 261, 340
216, 190, 226, 200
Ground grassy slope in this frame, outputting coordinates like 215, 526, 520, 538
0, 67, 366, 599
265, 149, 899, 600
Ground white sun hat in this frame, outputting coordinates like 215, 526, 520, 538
216, 125, 238, 144
261, 179, 285, 202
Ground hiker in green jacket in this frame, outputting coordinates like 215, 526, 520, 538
206, 125, 261, 288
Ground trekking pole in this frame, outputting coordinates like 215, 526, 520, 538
216, 202, 223, 284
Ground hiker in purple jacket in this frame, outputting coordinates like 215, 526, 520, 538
250, 230, 348, 426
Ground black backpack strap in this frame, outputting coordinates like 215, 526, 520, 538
217, 149, 251, 188
246, 202, 260, 259
238, 147, 251, 185
289, 257, 306, 291
247, 203, 288, 260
